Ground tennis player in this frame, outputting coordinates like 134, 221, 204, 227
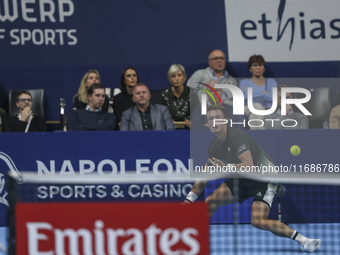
185, 105, 321, 252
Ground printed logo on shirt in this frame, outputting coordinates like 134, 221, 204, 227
237, 144, 247, 154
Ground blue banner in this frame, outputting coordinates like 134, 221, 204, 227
0, 0, 226, 64
1, 130, 340, 227
0, 130, 195, 226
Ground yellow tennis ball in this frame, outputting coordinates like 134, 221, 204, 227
290, 145, 301, 156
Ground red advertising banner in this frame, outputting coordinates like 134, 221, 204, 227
16, 202, 209, 255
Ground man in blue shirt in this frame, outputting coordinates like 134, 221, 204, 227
187, 50, 238, 106
67, 83, 116, 131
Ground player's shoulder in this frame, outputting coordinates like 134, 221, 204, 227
228, 128, 252, 145
208, 136, 219, 146
228, 127, 249, 138
208, 137, 220, 151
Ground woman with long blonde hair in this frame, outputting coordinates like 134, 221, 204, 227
73, 69, 109, 112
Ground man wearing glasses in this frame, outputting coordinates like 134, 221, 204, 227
4, 91, 46, 132
187, 50, 238, 106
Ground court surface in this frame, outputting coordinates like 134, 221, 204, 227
210, 223, 339, 255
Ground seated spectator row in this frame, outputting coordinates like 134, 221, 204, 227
1, 50, 339, 132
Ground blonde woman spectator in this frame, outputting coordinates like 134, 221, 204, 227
161, 64, 196, 129
73, 69, 110, 112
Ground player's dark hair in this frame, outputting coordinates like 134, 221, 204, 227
87, 83, 105, 95
207, 105, 227, 118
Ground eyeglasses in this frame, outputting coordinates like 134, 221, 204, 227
18, 98, 33, 102
209, 57, 225, 61
251, 64, 264, 67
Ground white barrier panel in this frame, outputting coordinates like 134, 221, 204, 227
225, 0, 340, 61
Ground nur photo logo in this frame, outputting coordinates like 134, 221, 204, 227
199, 84, 312, 128
197, 82, 223, 115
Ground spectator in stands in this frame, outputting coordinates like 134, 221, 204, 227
161, 64, 198, 129
73, 69, 110, 113
113, 67, 140, 129
67, 83, 116, 131
239, 54, 278, 130
329, 104, 340, 129
0, 108, 8, 132
120, 83, 175, 131
187, 49, 237, 106
4, 91, 46, 132
191, 80, 242, 129
264, 84, 308, 130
